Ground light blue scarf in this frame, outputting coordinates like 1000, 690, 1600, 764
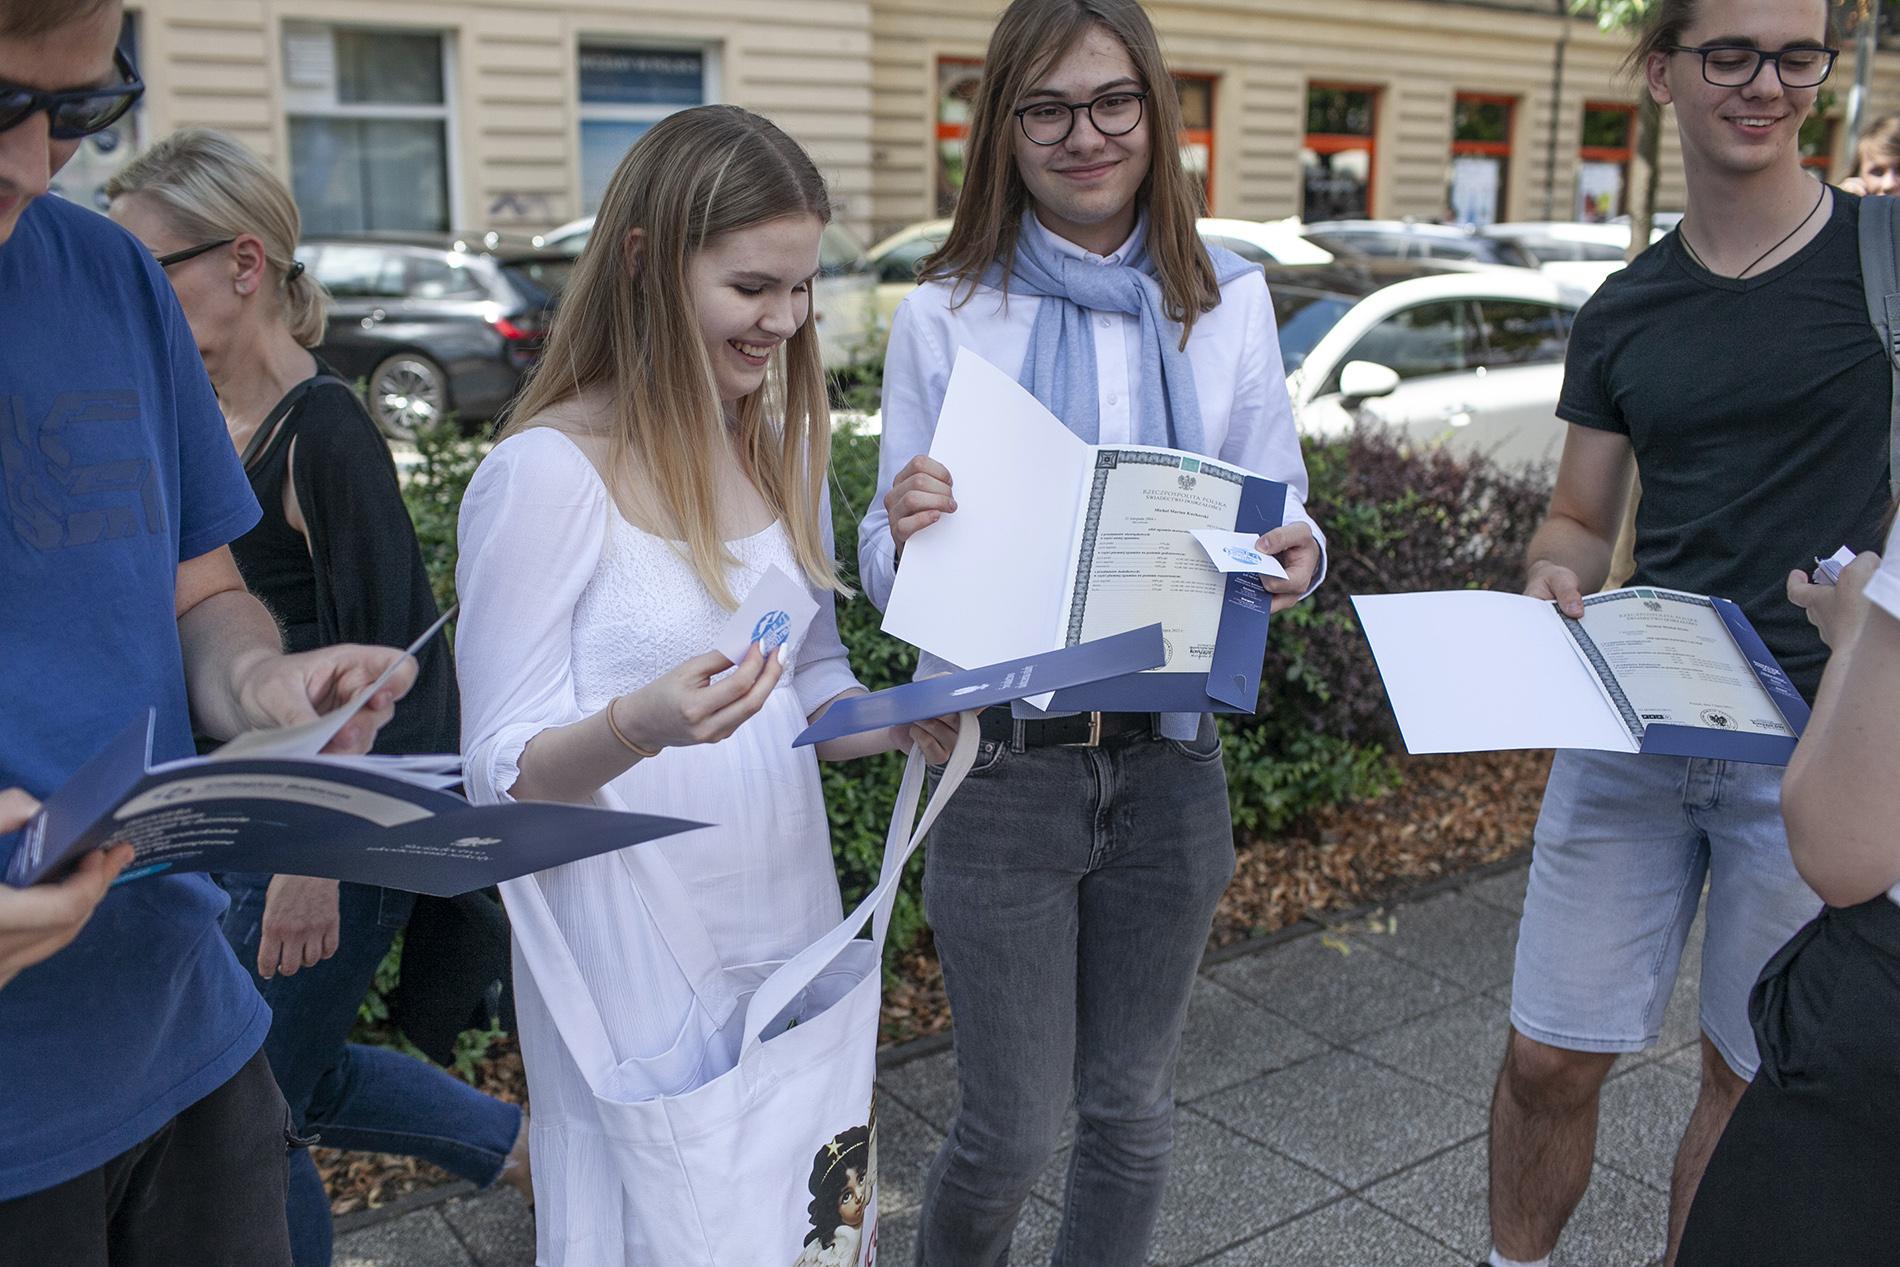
988, 216, 1258, 740
989, 214, 1257, 451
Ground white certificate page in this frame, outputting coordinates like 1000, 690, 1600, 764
1058, 447, 1246, 674
1560, 588, 1796, 744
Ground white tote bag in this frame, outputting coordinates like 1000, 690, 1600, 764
502, 712, 978, 1266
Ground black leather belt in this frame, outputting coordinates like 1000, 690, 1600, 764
978, 709, 1152, 749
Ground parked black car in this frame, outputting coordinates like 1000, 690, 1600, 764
295, 232, 574, 439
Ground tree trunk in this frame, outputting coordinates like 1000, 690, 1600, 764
1627, 94, 1663, 261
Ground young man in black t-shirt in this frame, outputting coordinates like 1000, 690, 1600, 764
1483, 3, 1893, 1267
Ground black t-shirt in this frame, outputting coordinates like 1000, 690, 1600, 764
1558, 191, 1893, 700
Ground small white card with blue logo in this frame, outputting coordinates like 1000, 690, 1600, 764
713, 564, 821, 665
1190, 529, 1290, 579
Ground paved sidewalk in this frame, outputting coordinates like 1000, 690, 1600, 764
334, 858, 1706, 1266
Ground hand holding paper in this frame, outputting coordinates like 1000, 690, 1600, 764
1191, 530, 1290, 579
215, 604, 456, 761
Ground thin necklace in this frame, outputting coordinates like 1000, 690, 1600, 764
1679, 183, 1827, 280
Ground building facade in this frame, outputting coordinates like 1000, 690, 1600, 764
73, 0, 1900, 244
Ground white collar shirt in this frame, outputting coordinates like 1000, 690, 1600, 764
858, 210, 1326, 619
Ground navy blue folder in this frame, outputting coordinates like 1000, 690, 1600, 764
1632, 597, 1811, 765
795, 625, 1167, 746
5, 711, 703, 897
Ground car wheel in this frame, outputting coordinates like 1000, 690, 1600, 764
367, 353, 449, 441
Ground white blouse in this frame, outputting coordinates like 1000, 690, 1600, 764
456, 427, 860, 805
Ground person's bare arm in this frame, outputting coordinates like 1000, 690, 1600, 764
1782, 554, 1900, 906
509, 644, 786, 804
0, 790, 134, 990
175, 546, 413, 753
1523, 425, 1637, 615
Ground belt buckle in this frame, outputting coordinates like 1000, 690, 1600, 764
1060, 712, 1104, 748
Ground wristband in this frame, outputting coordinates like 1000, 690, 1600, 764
605, 697, 664, 759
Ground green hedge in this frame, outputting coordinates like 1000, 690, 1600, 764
395, 408, 1549, 985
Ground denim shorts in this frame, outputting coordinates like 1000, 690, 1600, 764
1511, 749, 1822, 1078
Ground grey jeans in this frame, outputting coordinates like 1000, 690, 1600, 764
915, 717, 1236, 1267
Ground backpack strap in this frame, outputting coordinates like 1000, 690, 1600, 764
1856, 193, 1900, 500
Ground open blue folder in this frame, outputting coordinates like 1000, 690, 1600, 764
794, 624, 1168, 746
1047, 476, 1286, 714
4, 711, 703, 897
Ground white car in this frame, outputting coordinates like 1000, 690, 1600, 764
535, 216, 879, 368
1272, 260, 1583, 472
1481, 221, 1667, 294
865, 216, 1336, 326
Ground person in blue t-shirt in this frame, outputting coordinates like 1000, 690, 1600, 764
0, 1, 417, 1261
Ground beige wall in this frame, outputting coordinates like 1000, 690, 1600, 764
869, 0, 1697, 237
118, 0, 1900, 243
127, 0, 877, 238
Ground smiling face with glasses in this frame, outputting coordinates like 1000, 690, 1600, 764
1646, 0, 1835, 179
0, 0, 139, 245
1009, 25, 1154, 258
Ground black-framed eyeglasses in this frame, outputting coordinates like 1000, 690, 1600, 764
1667, 44, 1838, 88
0, 48, 144, 139
155, 238, 235, 269
1014, 90, 1148, 146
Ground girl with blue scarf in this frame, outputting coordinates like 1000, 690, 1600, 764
858, 2, 1324, 1263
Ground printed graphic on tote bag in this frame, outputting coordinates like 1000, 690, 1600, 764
793, 1103, 879, 1266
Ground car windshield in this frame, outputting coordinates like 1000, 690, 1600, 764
1273, 290, 1357, 370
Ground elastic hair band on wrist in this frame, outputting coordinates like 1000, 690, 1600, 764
605, 697, 663, 759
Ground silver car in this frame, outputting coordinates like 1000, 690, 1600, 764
1271, 260, 1582, 472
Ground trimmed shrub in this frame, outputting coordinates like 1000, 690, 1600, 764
393, 410, 1552, 976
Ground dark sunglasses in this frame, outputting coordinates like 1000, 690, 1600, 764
0, 48, 144, 140
155, 238, 235, 269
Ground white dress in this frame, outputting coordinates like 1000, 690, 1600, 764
454, 428, 862, 1266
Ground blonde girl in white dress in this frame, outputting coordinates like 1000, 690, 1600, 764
453, 106, 955, 1266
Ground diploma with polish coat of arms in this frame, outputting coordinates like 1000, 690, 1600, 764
881, 349, 1286, 713
1352, 586, 1811, 765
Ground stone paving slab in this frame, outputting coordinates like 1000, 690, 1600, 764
333, 858, 1713, 1267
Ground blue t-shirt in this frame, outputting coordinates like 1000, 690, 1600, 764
0, 195, 268, 1199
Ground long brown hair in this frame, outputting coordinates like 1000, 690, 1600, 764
921, 0, 1219, 345
502, 105, 840, 608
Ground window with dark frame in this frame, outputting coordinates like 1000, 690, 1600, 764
1449, 93, 1512, 228
1303, 84, 1377, 222
1577, 102, 1635, 223
577, 45, 709, 214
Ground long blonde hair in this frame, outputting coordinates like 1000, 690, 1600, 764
104, 128, 329, 347
922, 0, 1219, 345
503, 105, 840, 608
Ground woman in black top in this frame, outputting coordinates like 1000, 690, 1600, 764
107, 130, 529, 1267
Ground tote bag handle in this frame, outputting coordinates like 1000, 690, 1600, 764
500, 710, 981, 1093
738, 710, 981, 1060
